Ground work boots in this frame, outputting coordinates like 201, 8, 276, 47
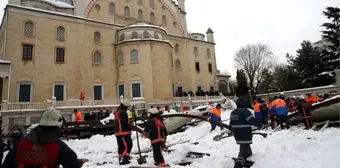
119, 156, 131, 165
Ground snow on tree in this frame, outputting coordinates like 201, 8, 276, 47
320, 6, 340, 76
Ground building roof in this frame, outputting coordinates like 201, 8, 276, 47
206, 27, 214, 34
40, 0, 75, 8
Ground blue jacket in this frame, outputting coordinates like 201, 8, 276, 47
271, 99, 288, 116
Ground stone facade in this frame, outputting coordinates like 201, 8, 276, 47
1, 0, 217, 102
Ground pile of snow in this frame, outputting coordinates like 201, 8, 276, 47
59, 109, 340, 168
40, 0, 75, 8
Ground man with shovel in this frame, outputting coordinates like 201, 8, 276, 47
143, 108, 168, 167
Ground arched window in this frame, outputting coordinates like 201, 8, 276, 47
138, 9, 143, 20
94, 32, 101, 44
24, 21, 34, 36
143, 31, 150, 38
131, 31, 138, 39
93, 51, 102, 64
154, 32, 159, 39
175, 59, 181, 70
194, 47, 198, 56
109, 3, 115, 14
149, 0, 154, 8
138, 0, 143, 5
150, 12, 155, 22
162, 15, 167, 25
130, 49, 138, 63
207, 49, 211, 58
95, 4, 101, 12
56, 26, 65, 41
175, 44, 179, 53
118, 52, 124, 65
120, 34, 125, 41
124, 6, 130, 16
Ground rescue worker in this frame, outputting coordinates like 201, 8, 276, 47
296, 95, 313, 129
73, 109, 83, 122
230, 97, 264, 168
252, 98, 267, 125
127, 109, 134, 124
288, 96, 297, 112
114, 100, 133, 165
3, 107, 88, 168
271, 96, 290, 130
143, 108, 168, 167
207, 104, 222, 132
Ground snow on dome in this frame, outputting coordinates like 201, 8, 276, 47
127, 23, 167, 34
40, 0, 75, 8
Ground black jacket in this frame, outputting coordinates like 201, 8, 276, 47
296, 99, 312, 117
144, 115, 168, 144
3, 126, 83, 168
114, 106, 132, 136
230, 97, 262, 144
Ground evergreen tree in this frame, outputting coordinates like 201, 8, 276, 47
236, 69, 249, 97
286, 41, 325, 87
257, 69, 274, 94
320, 7, 340, 79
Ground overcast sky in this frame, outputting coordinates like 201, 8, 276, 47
0, 0, 339, 79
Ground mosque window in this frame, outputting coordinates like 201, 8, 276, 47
93, 51, 102, 64
109, 3, 115, 14
95, 4, 101, 12
138, 0, 143, 5
207, 49, 211, 58
143, 31, 150, 38
120, 34, 125, 41
132, 31, 138, 39
124, 6, 130, 16
149, 0, 154, 8
154, 32, 159, 39
138, 9, 143, 20
175, 44, 179, 53
175, 59, 181, 70
130, 49, 138, 63
162, 15, 167, 26
150, 12, 155, 22
194, 47, 198, 57
56, 26, 65, 41
94, 32, 101, 44
118, 52, 124, 65
24, 21, 34, 36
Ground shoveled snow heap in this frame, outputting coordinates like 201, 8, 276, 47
65, 109, 340, 168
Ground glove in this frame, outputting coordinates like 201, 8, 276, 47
79, 158, 89, 163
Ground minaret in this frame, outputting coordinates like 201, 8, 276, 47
178, 0, 185, 11
206, 27, 214, 43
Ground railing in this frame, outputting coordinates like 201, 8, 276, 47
0, 95, 231, 112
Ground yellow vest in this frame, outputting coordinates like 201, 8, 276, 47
127, 110, 133, 119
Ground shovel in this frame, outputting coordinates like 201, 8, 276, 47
132, 105, 147, 165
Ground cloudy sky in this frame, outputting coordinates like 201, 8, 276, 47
0, 0, 339, 79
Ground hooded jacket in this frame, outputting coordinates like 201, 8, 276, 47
144, 114, 168, 144
114, 104, 132, 136
230, 97, 262, 144
3, 126, 83, 168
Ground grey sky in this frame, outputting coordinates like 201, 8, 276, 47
0, 0, 339, 79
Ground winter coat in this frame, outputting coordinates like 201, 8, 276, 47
114, 108, 132, 136
271, 98, 288, 116
296, 99, 312, 119
252, 103, 267, 119
144, 115, 168, 144
74, 111, 83, 122
207, 108, 222, 121
230, 97, 262, 145
3, 126, 83, 168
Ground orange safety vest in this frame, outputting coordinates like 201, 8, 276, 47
75, 111, 83, 122
209, 108, 221, 117
252, 103, 261, 113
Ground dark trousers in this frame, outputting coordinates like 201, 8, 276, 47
116, 135, 133, 164
303, 117, 312, 130
269, 114, 276, 129
152, 142, 165, 166
277, 115, 290, 130
256, 118, 267, 126
234, 144, 252, 168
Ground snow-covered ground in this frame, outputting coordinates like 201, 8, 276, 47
65, 109, 340, 168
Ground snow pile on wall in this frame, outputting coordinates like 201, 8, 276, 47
40, 0, 75, 8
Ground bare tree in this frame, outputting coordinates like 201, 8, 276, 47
234, 43, 275, 98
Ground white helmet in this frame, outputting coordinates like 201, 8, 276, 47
39, 107, 63, 127
292, 96, 296, 99
121, 100, 132, 107
299, 95, 305, 99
